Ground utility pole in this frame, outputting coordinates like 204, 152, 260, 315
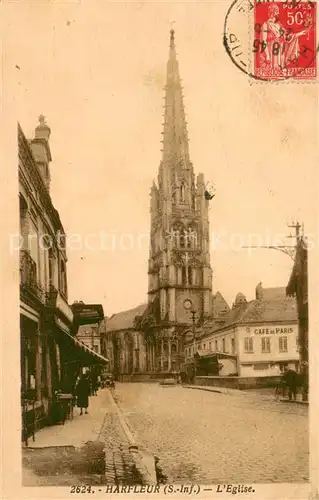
191, 310, 196, 380
243, 221, 308, 400
183, 299, 197, 384
242, 221, 303, 259
287, 221, 308, 401
287, 221, 303, 245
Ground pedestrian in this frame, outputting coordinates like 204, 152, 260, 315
91, 373, 98, 396
282, 367, 298, 401
274, 382, 281, 401
75, 373, 90, 415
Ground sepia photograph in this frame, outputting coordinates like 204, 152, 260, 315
1, 0, 318, 498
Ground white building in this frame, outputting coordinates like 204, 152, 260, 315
184, 283, 299, 378
77, 324, 102, 354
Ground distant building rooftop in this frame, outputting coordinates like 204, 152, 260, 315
104, 304, 148, 332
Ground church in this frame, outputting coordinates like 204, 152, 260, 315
100, 30, 215, 379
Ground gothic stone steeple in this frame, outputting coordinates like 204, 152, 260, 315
148, 30, 213, 330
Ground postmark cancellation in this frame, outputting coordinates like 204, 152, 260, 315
224, 0, 317, 82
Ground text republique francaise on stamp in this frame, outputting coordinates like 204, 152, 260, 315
224, 0, 317, 81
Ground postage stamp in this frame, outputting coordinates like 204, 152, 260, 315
224, 0, 318, 82
254, 1, 317, 80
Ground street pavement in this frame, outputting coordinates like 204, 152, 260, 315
113, 383, 309, 484
22, 389, 143, 486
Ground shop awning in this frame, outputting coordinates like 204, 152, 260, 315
57, 317, 109, 366
195, 350, 237, 360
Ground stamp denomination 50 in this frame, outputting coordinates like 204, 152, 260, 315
224, 0, 317, 82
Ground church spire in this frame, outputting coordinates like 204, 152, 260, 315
162, 29, 190, 167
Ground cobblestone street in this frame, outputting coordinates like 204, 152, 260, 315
113, 383, 309, 484
22, 389, 144, 486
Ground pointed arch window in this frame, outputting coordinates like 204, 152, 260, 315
172, 190, 176, 204
186, 229, 192, 249
188, 267, 193, 285
180, 182, 186, 203
180, 231, 185, 248
182, 266, 187, 285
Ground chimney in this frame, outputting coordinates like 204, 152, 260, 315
30, 115, 52, 191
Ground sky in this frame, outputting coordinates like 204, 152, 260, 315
4, 0, 318, 317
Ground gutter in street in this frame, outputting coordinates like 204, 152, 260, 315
108, 390, 158, 484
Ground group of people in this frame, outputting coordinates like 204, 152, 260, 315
275, 366, 308, 401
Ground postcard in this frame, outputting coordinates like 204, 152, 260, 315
1, 0, 318, 499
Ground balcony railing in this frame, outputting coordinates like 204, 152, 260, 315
20, 251, 42, 299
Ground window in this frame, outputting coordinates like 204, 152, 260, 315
180, 233, 185, 248
182, 267, 187, 285
215, 340, 218, 351
261, 337, 271, 353
186, 230, 192, 249
209, 341, 211, 350
48, 249, 55, 286
60, 259, 67, 297
231, 338, 235, 354
203, 343, 206, 350
180, 183, 186, 202
222, 338, 226, 352
172, 190, 176, 204
188, 267, 193, 285
244, 337, 254, 353
279, 336, 288, 352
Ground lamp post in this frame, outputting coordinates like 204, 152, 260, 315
184, 299, 197, 384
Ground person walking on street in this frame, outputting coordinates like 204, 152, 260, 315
75, 373, 90, 415
282, 367, 298, 401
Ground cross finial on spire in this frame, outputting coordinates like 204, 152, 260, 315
170, 21, 175, 46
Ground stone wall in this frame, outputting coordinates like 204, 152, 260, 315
195, 375, 282, 390
119, 372, 176, 383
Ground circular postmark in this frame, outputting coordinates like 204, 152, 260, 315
223, 0, 318, 82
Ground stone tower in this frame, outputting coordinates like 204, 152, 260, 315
147, 30, 213, 372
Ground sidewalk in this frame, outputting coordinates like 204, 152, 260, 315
182, 384, 309, 405
22, 388, 146, 486
24, 389, 108, 449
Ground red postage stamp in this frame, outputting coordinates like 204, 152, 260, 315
254, 1, 317, 80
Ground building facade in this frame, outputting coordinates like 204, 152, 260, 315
19, 117, 75, 433
77, 325, 102, 354
100, 305, 148, 381
184, 284, 299, 378
19, 118, 108, 440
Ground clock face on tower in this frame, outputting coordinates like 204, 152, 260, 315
176, 293, 201, 324
183, 299, 193, 311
